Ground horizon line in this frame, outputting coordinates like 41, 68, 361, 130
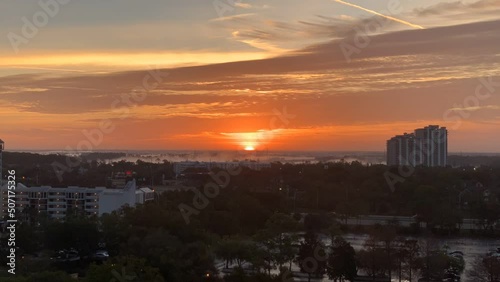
4, 149, 500, 155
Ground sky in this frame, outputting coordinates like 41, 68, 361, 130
0, 0, 499, 152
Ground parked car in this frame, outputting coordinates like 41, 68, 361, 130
91, 250, 109, 261
54, 249, 80, 262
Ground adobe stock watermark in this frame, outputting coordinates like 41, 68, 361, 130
254, 106, 296, 147
178, 165, 242, 225
443, 76, 499, 130
384, 135, 447, 193
213, 0, 251, 18
339, 0, 419, 63
178, 106, 296, 224
51, 68, 169, 182
293, 244, 328, 282
7, 0, 72, 54
280, 269, 294, 282
270, 107, 296, 131
384, 76, 499, 192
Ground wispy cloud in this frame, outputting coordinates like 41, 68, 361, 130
410, 0, 500, 26
414, 0, 500, 17
1, 16, 500, 151
332, 0, 424, 29
209, 13, 256, 23
234, 2, 252, 9
449, 105, 500, 112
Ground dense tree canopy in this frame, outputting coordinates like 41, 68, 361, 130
1, 154, 499, 281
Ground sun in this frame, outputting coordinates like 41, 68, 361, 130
221, 131, 267, 151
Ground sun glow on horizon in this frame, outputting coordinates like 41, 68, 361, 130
221, 131, 273, 151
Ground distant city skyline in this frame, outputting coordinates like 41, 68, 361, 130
1, 1, 499, 152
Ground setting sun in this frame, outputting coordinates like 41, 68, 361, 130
222, 131, 272, 151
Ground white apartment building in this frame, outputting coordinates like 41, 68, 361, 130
0, 180, 154, 219
387, 125, 448, 167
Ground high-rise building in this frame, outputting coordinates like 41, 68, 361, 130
414, 125, 448, 167
387, 125, 447, 167
387, 133, 417, 166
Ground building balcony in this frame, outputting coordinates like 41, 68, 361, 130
48, 194, 66, 199
48, 207, 67, 212
48, 199, 66, 204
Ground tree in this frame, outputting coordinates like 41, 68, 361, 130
16, 223, 41, 255
44, 215, 100, 256
468, 254, 500, 282
100, 211, 129, 255
296, 231, 326, 282
304, 213, 329, 232
85, 256, 165, 282
123, 228, 216, 282
277, 234, 298, 271
471, 202, 500, 234
371, 225, 398, 279
28, 271, 75, 282
216, 239, 236, 269
432, 205, 463, 235
234, 241, 255, 269
215, 237, 255, 270
401, 239, 421, 282
255, 213, 299, 270
0, 272, 74, 282
248, 246, 274, 275
224, 268, 279, 282
327, 237, 357, 281
357, 237, 389, 280
417, 239, 464, 281
326, 221, 342, 247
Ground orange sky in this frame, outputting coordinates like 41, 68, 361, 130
1, 0, 500, 152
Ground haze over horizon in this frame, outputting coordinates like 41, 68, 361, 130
1, 0, 500, 152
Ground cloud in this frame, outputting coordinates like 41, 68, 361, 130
410, 0, 500, 26
212, 0, 496, 55
2, 19, 500, 114
331, 0, 424, 29
234, 2, 252, 9
231, 30, 292, 52
0, 51, 270, 73
2, 19, 500, 150
449, 105, 500, 112
209, 13, 256, 23
414, 0, 500, 17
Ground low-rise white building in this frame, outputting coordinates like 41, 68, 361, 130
0, 180, 154, 219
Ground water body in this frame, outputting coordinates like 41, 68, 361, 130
218, 234, 499, 281
342, 233, 500, 282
